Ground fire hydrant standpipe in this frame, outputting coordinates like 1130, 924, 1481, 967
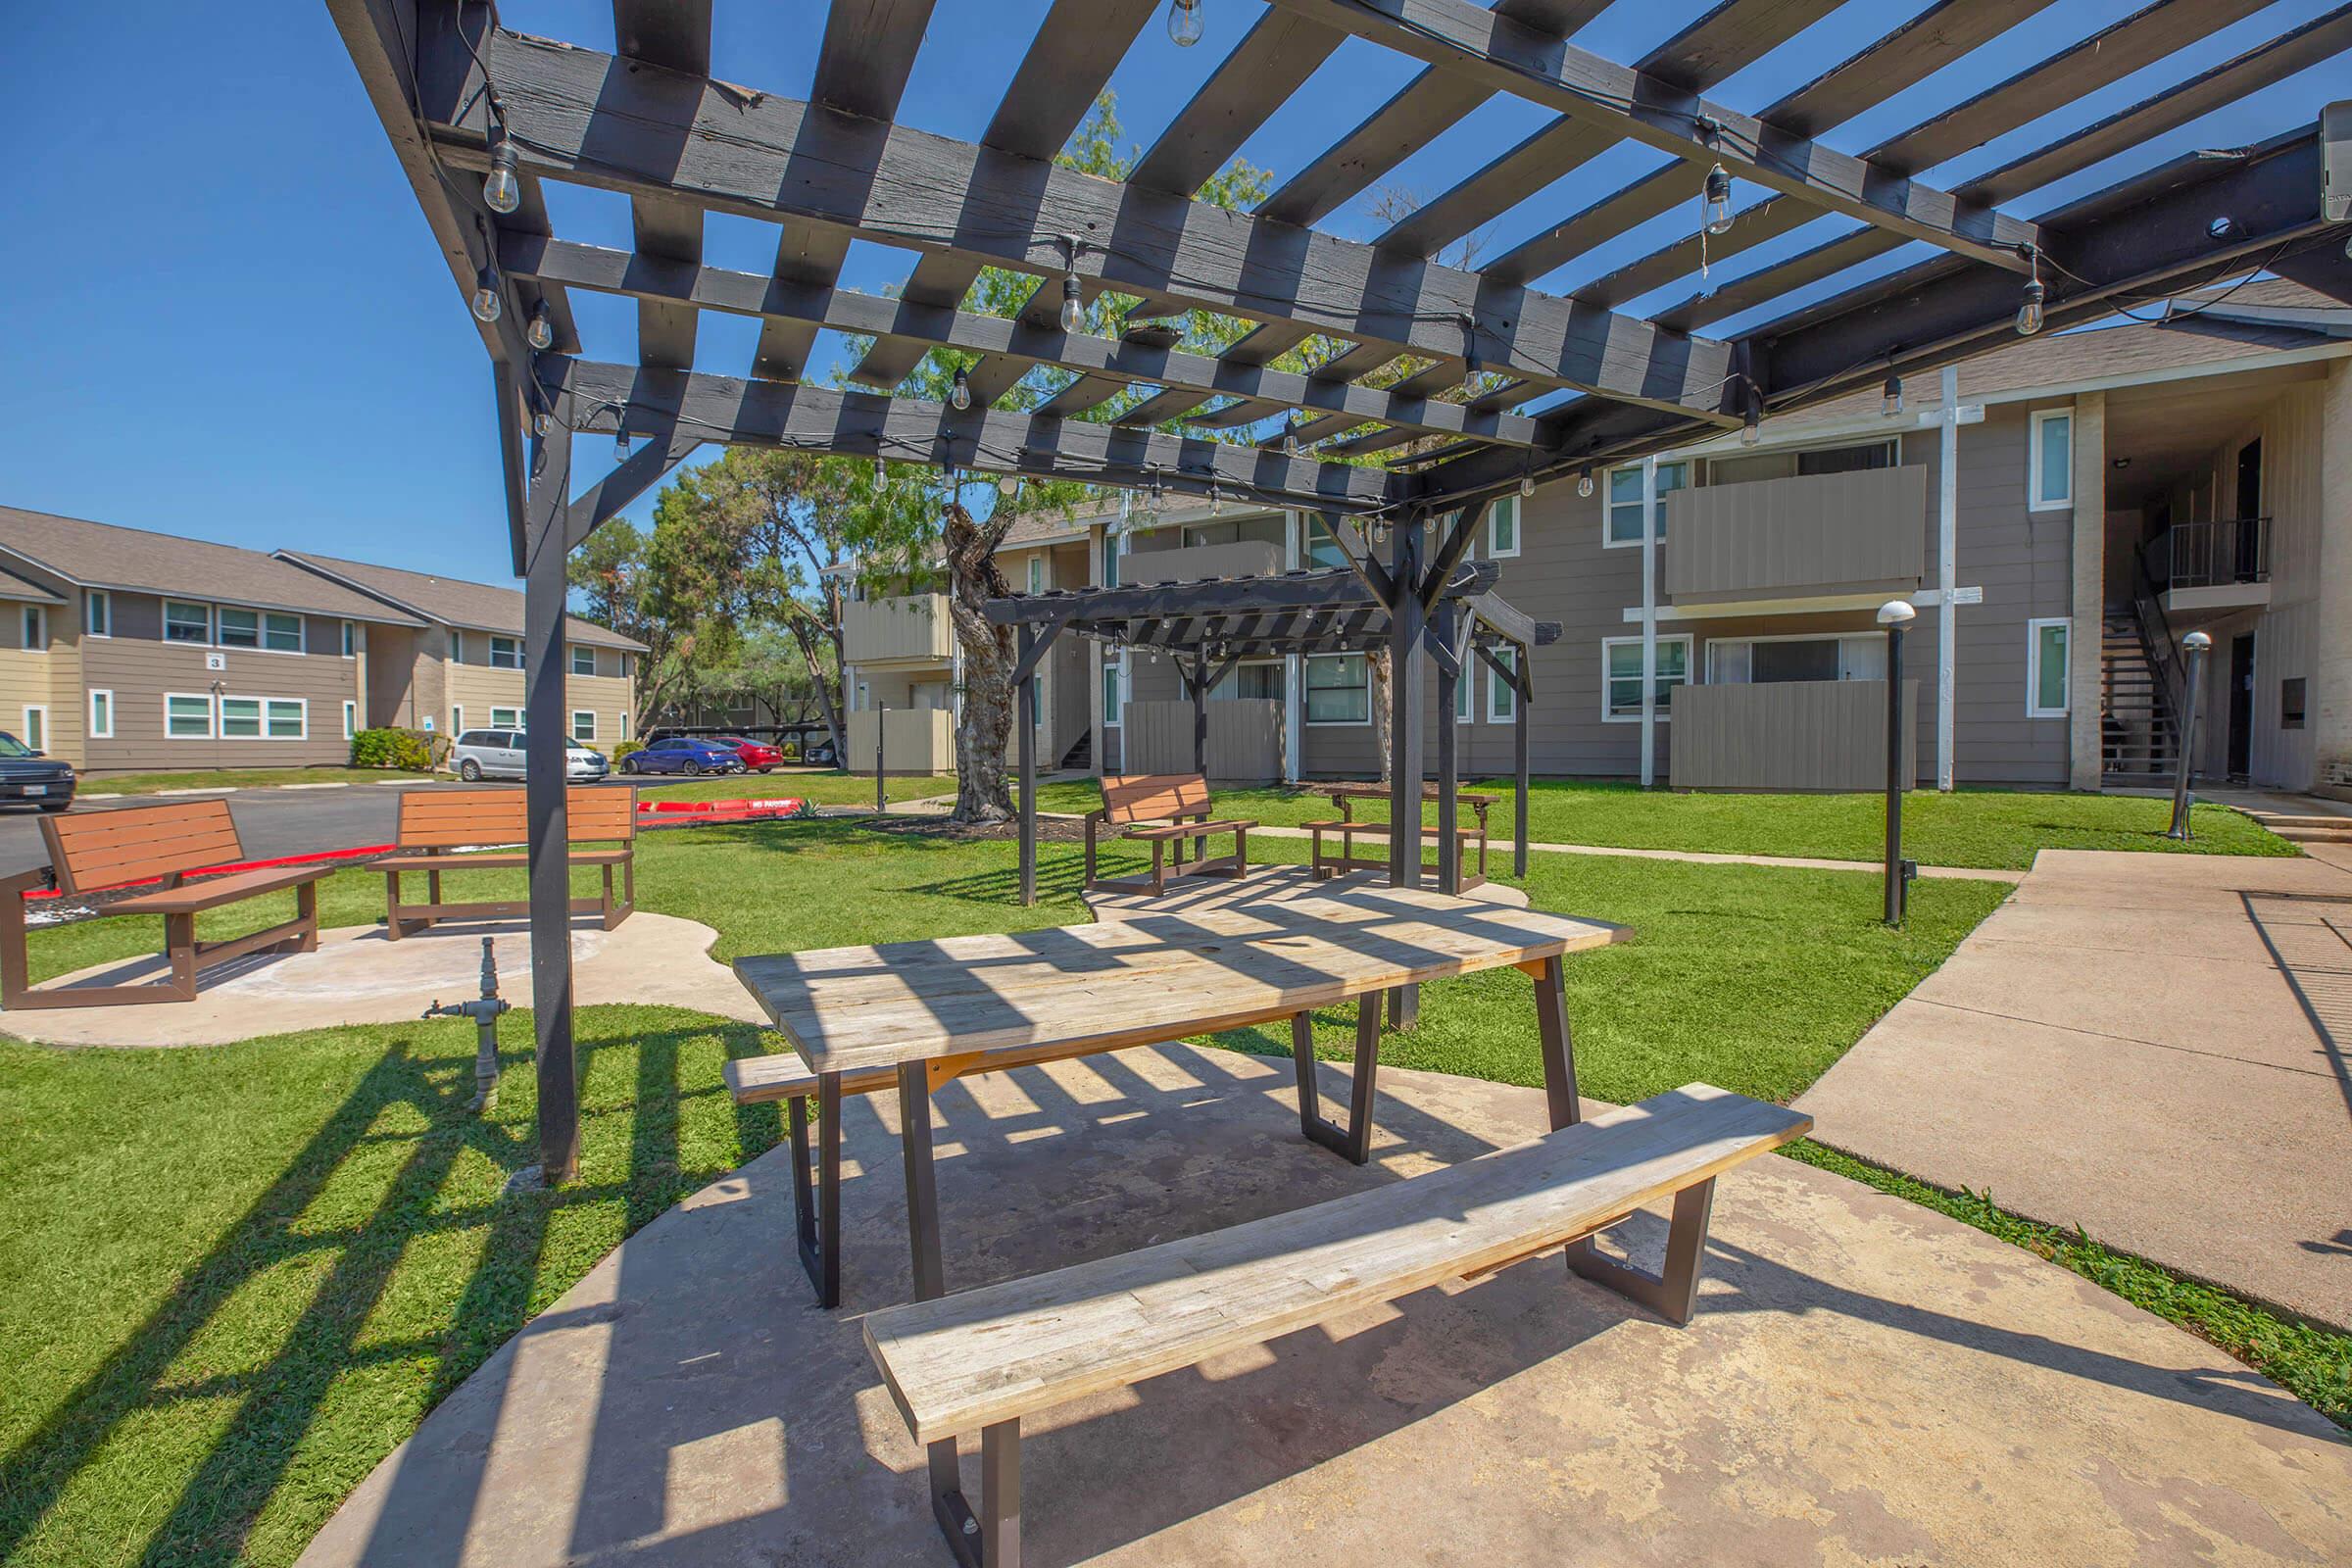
424, 936, 512, 1113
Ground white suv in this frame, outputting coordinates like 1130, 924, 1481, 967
447, 729, 609, 782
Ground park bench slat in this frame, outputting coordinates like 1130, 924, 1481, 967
866, 1084, 1809, 1445
107, 863, 333, 915
382, 786, 636, 938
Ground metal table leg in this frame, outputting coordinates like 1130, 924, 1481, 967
901, 1061, 999, 1565
1293, 1001, 1381, 1165
1533, 955, 1580, 1131
786, 1072, 845, 1308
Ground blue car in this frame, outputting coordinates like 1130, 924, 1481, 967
618, 737, 748, 777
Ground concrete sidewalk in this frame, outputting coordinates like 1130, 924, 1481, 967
1798, 848, 2352, 1328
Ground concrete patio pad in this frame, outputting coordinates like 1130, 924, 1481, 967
1799, 849, 2352, 1328
5, 912, 767, 1047
298, 1047, 2347, 1568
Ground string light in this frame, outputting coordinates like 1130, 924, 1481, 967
1461, 353, 1481, 398
1282, 417, 1301, 457
1702, 163, 1734, 237
950, 368, 972, 411
1577, 466, 1595, 499
482, 130, 521, 216
524, 301, 554, 351
532, 409, 554, 438
1882, 373, 1904, 416
614, 422, 629, 462
1209, 483, 1223, 516
1167, 0, 1203, 47
1518, 469, 1536, 499
2016, 246, 2046, 336
1740, 409, 1761, 446
871, 456, 886, 486
469, 263, 503, 323
998, 474, 1019, 498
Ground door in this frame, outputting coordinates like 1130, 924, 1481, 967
2227, 634, 2255, 780
2233, 440, 2262, 581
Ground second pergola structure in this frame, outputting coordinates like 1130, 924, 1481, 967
323, 0, 2352, 1182
988, 501, 1561, 906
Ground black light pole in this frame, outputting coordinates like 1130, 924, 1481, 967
875, 702, 888, 814
2167, 630, 2213, 841
1878, 600, 1915, 927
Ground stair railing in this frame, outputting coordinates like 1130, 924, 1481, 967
2130, 542, 2186, 722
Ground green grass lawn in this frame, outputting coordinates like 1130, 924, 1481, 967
1036, 777, 2290, 869
78, 767, 431, 797
624, 767, 956, 807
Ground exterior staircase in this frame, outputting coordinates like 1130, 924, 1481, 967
2241, 812, 2352, 846
1057, 726, 1093, 773
2100, 612, 2180, 784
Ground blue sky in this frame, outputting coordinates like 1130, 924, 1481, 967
2, 1, 2338, 588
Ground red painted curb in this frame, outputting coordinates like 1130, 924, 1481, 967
638, 798, 810, 815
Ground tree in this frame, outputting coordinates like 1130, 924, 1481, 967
567, 518, 701, 727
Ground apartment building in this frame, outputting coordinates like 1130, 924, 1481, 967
275, 554, 644, 749
838, 279, 2352, 796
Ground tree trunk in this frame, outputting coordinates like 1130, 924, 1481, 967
1369, 648, 1394, 786
787, 614, 848, 766
942, 502, 1015, 823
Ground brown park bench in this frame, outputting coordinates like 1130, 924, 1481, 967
1083, 773, 1254, 897
0, 799, 329, 1008
378, 785, 635, 939
863, 1083, 1810, 1565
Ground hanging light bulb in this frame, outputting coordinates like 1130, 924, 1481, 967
1740, 407, 1762, 447
1283, 417, 1301, 458
871, 455, 886, 486
469, 263, 503, 323
1577, 467, 1595, 500
1209, 484, 1223, 516
950, 367, 972, 411
532, 408, 554, 438
1703, 163, 1734, 237
1461, 353, 1481, 398
1167, 0, 1203, 47
482, 131, 522, 216
614, 422, 629, 462
1882, 373, 1904, 416
1518, 470, 1536, 500
1058, 271, 1085, 335
524, 300, 554, 352
2015, 277, 2046, 337
998, 473, 1019, 498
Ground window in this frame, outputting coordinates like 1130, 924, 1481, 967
2282, 676, 2307, 731
451, 706, 465, 735
1487, 648, 1519, 723
1706, 635, 1886, 685
1027, 557, 1045, 595
165, 601, 210, 643
2026, 618, 2070, 716
264, 612, 303, 653
341, 620, 357, 658
1102, 658, 1122, 726
1209, 663, 1284, 703
2029, 408, 2074, 511
217, 608, 258, 648
1487, 496, 1519, 558
1103, 535, 1122, 588
1604, 462, 1689, 546
1601, 636, 1690, 721
490, 707, 521, 729
1707, 437, 1896, 486
571, 644, 596, 676
20, 607, 42, 650
166, 694, 213, 738
1304, 514, 1351, 570
342, 700, 357, 740
21, 707, 45, 753
619, 712, 631, 741
220, 697, 262, 738
1304, 654, 1370, 725
489, 635, 522, 669
1454, 662, 1473, 721
84, 591, 109, 637
88, 689, 113, 740
219, 609, 297, 650
571, 710, 597, 742
619, 653, 633, 679
266, 699, 305, 739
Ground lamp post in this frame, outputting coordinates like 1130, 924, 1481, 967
2167, 630, 2213, 841
1878, 601, 1916, 926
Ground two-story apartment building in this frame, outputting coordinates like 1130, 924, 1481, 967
274, 554, 644, 749
836, 279, 2352, 797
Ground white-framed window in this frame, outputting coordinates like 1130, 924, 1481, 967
618, 712, 631, 741
1487, 647, 1519, 723
217, 608, 300, 652
165, 692, 214, 739
619, 653, 633, 679
1101, 658, 1122, 726
1603, 462, 1690, 547
571, 644, 595, 676
341, 620, 357, 658
451, 705, 465, 735
490, 707, 521, 729
1705, 633, 1887, 685
267, 698, 305, 739
1209, 662, 1285, 704
2029, 408, 2074, 511
164, 600, 211, 644
266, 612, 303, 652
1027, 556, 1045, 595
88, 688, 114, 740
1303, 514, 1351, 570
1601, 635, 1691, 721
20, 606, 43, 651
1706, 436, 1897, 487
571, 710, 597, 742
2026, 617, 2070, 716
342, 699, 357, 740
219, 697, 262, 738
488, 635, 523, 669
1304, 653, 1371, 725
1487, 496, 1520, 559
21, 706, 46, 753
217, 608, 258, 648
84, 590, 110, 637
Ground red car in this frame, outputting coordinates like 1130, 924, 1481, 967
713, 735, 782, 772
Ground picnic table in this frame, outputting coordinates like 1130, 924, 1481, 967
1308, 779, 1502, 891
730, 878, 1625, 1309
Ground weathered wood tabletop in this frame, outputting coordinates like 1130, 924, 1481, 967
732, 880, 1625, 1078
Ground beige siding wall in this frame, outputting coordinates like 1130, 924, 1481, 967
441, 635, 636, 747
81, 597, 364, 769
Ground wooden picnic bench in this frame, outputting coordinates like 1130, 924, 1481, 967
0, 799, 329, 1008
378, 785, 635, 939
1082, 772, 1254, 897
865, 1083, 1809, 1565
1306, 779, 1498, 891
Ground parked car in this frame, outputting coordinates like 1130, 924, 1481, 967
448, 729, 609, 782
803, 734, 838, 766
711, 735, 782, 771
0, 731, 74, 811
618, 736, 748, 776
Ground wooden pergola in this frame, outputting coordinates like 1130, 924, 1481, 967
325, 0, 2352, 1181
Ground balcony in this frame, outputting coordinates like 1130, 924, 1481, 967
1669, 679, 1918, 792
1120, 540, 1283, 585
2146, 517, 2272, 616
1664, 466, 1928, 607
842, 593, 954, 666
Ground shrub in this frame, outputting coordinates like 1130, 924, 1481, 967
351, 727, 445, 771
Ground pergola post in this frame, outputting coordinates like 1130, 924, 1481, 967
1513, 656, 1532, 879
1434, 602, 1461, 896
1191, 652, 1208, 776
522, 407, 578, 1186
1387, 513, 1427, 1031
1017, 622, 1037, 906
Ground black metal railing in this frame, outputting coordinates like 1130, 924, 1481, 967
2146, 516, 2271, 590
2130, 543, 2186, 722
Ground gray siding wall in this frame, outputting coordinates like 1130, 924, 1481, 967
82, 595, 363, 769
